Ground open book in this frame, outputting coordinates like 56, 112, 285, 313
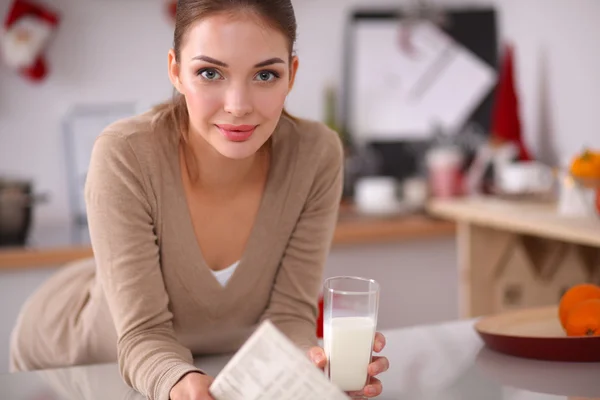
209, 320, 350, 400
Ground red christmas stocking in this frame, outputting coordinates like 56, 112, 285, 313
1, 0, 60, 82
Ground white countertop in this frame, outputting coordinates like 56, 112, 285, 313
2, 319, 600, 399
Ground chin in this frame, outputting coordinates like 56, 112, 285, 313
213, 140, 264, 160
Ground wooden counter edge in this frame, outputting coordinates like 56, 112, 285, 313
0, 214, 456, 270
0, 246, 94, 271
333, 215, 456, 246
427, 198, 600, 248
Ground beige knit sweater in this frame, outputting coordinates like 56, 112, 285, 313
9, 110, 344, 400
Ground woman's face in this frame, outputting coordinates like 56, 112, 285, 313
168, 12, 298, 160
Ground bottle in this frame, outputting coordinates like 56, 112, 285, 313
323, 84, 346, 144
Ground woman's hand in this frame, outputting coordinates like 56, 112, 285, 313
308, 332, 389, 398
169, 372, 215, 400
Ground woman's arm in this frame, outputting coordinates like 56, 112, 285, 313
85, 132, 201, 400
260, 128, 344, 350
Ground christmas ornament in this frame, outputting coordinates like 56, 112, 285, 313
1, 0, 60, 82
490, 43, 532, 161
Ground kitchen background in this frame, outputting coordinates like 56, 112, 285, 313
2, 0, 600, 231
0, 0, 599, 373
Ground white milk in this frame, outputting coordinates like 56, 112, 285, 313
324, 316, 376, 392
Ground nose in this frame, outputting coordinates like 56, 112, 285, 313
223, 83, 253, 117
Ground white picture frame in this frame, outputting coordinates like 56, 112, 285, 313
62, 102, 136, 241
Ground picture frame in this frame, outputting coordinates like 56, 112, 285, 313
62, 102, 136, 243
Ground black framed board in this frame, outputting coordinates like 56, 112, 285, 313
340, 7, 499, 180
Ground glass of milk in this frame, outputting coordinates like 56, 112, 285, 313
323, 276, 379, 397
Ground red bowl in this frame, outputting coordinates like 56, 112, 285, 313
475, 306, 600, 362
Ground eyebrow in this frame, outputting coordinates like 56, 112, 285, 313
192, 55, 285, 68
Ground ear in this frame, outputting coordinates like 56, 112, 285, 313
168, 49, 183, 93
287, 55, 299, 93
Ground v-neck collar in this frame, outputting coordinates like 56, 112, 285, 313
167, 117, 297, 314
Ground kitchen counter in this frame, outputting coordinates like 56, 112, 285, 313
428, 196, 600, 318
2, 318, 599, 399
429, 196, 600, 247
0, 204, 455, 270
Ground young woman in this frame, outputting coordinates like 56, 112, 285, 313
10, 1, 389, 399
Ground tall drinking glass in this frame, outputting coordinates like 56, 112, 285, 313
323, 276, 379, 397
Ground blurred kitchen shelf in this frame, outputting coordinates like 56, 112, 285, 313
0, 203, 456, 270
335, 202, 456, 246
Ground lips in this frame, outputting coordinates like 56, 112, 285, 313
215, 124, 257, 142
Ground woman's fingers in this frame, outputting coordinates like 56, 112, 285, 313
307, 346, 327, 369
347, 377, 383, 398
373, 332, 386, 353
368, 356, 390, 376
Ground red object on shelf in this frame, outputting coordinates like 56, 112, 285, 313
316, 294, 324, 338
167, 0, 177, 22
489, 43, 532, 161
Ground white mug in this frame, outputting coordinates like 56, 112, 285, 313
354, 176, 400, 214
496, 161, 554, 194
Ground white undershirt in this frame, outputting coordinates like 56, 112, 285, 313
211, 260, 240, 287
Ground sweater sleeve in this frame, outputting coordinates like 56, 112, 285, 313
260, 128, 344, 350
84, 133, 201, 400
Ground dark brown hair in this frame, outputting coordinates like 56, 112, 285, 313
153, 0, 298, 180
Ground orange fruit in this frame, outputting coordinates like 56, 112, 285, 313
558, 283, 600, 329
570, 149, 600, 179
564, 299, 600, 337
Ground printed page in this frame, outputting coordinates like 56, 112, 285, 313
209, 320, 350, 400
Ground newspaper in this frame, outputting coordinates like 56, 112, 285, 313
209, 320, 350, 400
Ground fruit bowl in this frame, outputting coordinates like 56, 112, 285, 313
475, 306, 600, 362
